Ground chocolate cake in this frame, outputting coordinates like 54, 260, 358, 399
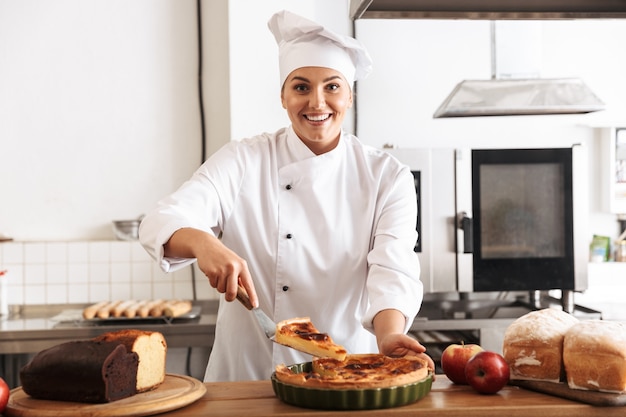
20, 340, 139, 403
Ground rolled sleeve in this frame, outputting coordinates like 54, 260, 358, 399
138, 170, 223, 273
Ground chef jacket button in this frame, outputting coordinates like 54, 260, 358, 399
286, 233, 292, 239
285, 184, 292, 190
282, 286, 289, 292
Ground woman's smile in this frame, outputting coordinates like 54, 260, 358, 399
304, 113, 332, 122
281, 66, 353, 155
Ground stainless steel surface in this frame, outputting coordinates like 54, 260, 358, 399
572, 144, 591, 293
112, 219, 140, 240
562, 289, 575, 313
350, 0, 626, 20
0, 301, 217, 355
252, 308, 276, 339
433, 78, 605, 118
383, 148, 457, 294
410, 295, 602, 353
454, 146, 589, 293
236, 285, 276, 339
433, 22, 605, 118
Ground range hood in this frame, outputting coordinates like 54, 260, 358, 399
433, 78, 605, 117
433, 21, 605, 117
351, 5, 609, 117
350, 0, 626, 20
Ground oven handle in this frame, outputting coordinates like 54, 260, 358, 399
458, 212, 473, 254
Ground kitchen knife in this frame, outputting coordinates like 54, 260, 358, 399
236, 285, 276, 339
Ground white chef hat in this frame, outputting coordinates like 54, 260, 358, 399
267, 10, 373, 87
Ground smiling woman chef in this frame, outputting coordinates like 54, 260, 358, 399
139, 10, 434, 381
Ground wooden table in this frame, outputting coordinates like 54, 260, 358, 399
160, 375, 626, 417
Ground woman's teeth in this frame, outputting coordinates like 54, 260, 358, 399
305, 114, 330, 121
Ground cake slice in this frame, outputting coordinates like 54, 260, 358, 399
93, 329, 167, 392
275, 317, 347, 361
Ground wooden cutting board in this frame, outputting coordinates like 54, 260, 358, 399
5, 374, 206, 417
511, 380, 626, 406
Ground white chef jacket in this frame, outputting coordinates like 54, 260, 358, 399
139, 126, 422, 381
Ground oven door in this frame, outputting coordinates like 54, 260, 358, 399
456, 146, 589, 293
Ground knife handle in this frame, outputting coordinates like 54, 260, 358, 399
236, 285, 254, 310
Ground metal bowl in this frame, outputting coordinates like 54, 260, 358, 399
112, 220, 140, 241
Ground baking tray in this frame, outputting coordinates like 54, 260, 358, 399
271, 361, 433, 410
511, 380, 626, 406
51, 307, 201, 326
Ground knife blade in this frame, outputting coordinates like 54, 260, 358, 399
236, 285, 276, 339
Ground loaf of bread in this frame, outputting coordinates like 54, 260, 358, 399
149, 299, 177, 317
164, 300, 193, 317
93, 329, 167, 392
19, 330, 167, 403
20, 340, 139, 403
563, 320, 626, 393
502, 308, 579, 382
82, 300, 109, 319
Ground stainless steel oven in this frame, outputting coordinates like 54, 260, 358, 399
386, 145, 589, 305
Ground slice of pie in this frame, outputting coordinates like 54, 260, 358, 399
275, 353, 431, 389
275, 317, 347, 361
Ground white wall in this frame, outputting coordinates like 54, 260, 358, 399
355, 18, 626, 239
226, 0, 353, 141
0, 0, 352, 242
355, 18, 626, 150
1, 0, 625, 243
0, 0, 201, 241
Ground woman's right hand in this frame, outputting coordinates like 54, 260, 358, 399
164, 228, 258, 307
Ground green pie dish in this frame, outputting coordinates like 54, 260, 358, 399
271, 361, 433, 410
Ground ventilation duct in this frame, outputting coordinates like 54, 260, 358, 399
350, 0, 626, 20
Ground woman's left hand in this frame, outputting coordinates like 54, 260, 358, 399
379, 333, 436, 372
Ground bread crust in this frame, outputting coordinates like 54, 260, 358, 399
503, 308, 579, 382
563, 320, 626, 393
275, 354, 430, 389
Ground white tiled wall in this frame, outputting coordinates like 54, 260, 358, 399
0, 241, 218, 306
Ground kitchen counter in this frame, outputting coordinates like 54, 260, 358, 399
1, 295, 603, 355
0, 301, 217, 354
158, 375, 625, 417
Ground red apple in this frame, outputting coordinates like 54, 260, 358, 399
440, 343, 484, 384
0, 377, 8, 413
465, 351, 510, 394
